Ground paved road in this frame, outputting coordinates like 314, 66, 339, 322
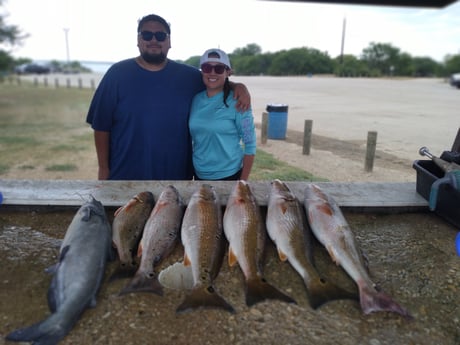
239, 76, 460, 161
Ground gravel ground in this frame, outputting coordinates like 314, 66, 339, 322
1, 209, 459, 345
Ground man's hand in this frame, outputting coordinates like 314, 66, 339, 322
232, 82, 251, 112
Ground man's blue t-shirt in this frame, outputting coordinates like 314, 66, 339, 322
86, 59, 204, 180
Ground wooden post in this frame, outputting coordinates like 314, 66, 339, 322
78, 78, 83, 89
303, 120, 313, 155
66, 78, 71, 88
90, 79, 95, 90
54, 78, 59, 88
365, 131, 378, 172
261, 112, 268, 145
44, 77, 48, 87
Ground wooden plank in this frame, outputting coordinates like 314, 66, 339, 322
0, 179, 428, 210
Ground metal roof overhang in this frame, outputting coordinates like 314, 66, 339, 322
263, 0, 457, 8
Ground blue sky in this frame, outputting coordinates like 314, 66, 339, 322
2, 0, 459, 63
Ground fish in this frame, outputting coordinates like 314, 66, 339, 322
266, 179, 357, 309
6, 196, 113, 345
176, 184, 234, 314
223, 180, 296, 307
111, 191, 155, 279
119, 185, 184, 296
303, 183, 412, 319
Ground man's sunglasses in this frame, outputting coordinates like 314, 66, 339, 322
201, 63, 228, 75
139, 31, 169, 42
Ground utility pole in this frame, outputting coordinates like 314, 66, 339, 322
63, 28, 70, 64
340, 17, 346, 64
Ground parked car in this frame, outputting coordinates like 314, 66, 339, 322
14, 63, 51, 75
450, 73, 460, 89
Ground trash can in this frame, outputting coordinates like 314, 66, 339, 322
266, 104, 288, 140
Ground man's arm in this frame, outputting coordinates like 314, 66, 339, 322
229, 81, 251, 112
94, 130, 110, 180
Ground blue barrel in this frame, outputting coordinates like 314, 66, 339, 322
266, 104, 288, 140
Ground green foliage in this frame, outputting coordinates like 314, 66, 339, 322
444, 55, 460, 75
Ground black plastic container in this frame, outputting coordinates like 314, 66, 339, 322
413, 159, 460, 228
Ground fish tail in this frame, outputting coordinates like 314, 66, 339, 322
6, 315, 69, 345
176, 285, 235, 314
245, 278, 296, 307
359, 284, 413, 320
306, 277, 359, 309
118, 271, 164, 296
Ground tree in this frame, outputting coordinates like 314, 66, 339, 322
361, 42, 403, 76
444, 54, 460, 76
232, 43, 262, 57
0, 0, 27, 71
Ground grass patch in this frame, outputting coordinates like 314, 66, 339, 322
252, 149, 327, 181
0, 164, 10, 175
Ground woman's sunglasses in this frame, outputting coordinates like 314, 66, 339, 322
201, 63, 228, 75
139, 31, 169, 42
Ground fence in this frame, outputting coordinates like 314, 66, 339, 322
1, 74, 101, 90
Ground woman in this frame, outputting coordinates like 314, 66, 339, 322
189, 49, 256, 181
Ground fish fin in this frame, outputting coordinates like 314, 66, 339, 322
114, 205, 124, 217
119, 271, 164, 296
277, 248, 288, 262
325, 245, 341, 265
6, 315, 68, 345
358, 282, 413, 320
137, 243, 143, 258
176, 285, 235, 314
228, 247, 238, 267
317, 202, 334, 216
245, 277, 296, 307
183, 254, 191, 267
305, 276, 358, 309
158, 262, 194, 291
280, 204, 288, 215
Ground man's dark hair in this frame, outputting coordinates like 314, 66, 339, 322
137, 14, 171, 34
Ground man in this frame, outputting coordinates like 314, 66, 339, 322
86, 14, 250, 180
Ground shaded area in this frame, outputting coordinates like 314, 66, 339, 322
1, 209, 459, 345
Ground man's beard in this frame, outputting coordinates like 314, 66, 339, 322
141, 51, 167, 65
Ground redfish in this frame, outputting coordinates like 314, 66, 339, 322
111, 191, 155, 279
304, 183, 412, 319
266, 179, 357, 309
120, 185, 184, 296
176, 184, 234, 314
223, 180, 296, 307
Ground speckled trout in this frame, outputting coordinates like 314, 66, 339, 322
176, 184, 234, 314
111, 191, 155, 278
6, 197, 113, 345
303, 184, 412, 319
224, 180, 296, 307
120, 185, 184, 296
266, 179, 357, 309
